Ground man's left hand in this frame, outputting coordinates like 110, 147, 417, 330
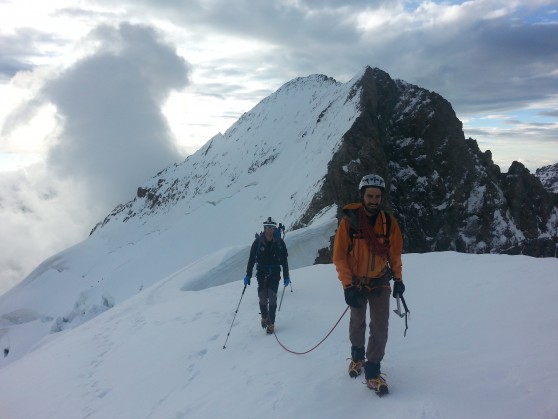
392, 280, 405, 297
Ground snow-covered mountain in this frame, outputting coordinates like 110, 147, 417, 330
1, 66, 558, 347
0, 70, 365, 367
93, 67, 558, 258
1, 65, 558, 367
536, 163, 558, 193
1, 65, 558, 418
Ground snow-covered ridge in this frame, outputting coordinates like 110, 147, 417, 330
93, 72, 359, 234
0, 66, 369, 368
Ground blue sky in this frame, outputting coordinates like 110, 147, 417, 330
518, 4, 558, 23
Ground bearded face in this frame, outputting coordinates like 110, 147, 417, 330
362, 186, 382, 216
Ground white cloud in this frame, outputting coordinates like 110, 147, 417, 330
0, 22, 191, 294
40, 23, 188, 206
0, 166, 90, 293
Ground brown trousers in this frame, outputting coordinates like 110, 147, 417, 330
348, 287, 390, 364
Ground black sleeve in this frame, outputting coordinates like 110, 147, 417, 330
280, 239, 290, 278
246, 239, 258, 277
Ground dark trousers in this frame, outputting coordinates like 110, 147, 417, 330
257, 271, 280, 324
348, 287, 390, 364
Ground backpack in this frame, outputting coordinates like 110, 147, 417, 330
254, 222, 285, 241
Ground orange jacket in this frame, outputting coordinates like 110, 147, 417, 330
333, 203, 403, 288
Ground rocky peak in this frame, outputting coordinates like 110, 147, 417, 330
91, 66, 557, 258
300, 67, 558, 257
535, 163, 558, 193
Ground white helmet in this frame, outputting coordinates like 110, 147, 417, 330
263, 216, 277, 228
359, 174, 385, 191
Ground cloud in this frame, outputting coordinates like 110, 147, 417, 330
41, 22, 189, 207
0, 28, 65, 80
3, 2, 557, 117
1, 97, 45, 138
540, 109, 558, 117
86, 1, 558, 115
0, 166, 84, 293
0, 22, 191, 294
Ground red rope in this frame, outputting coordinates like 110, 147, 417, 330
273, 306, 350, 355
359, 207, 389, 256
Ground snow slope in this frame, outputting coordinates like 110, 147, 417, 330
0, 69, 361, 365
0, 250, 557, 419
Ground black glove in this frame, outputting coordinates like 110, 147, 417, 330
344, 286, 363, 308
392, 280, 405, 297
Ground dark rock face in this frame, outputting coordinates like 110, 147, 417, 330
535, 163, 558, 194
500, 162, 558, 256
301, 67, 558, 258
94, 66, 556, 259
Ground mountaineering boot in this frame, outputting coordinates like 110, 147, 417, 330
364, 361, 389, 396
366, 374, 388, 396
348, 346, 365, 378
260, 304, 269, 328
348, 360, 363, 378
265, 305, 276, 334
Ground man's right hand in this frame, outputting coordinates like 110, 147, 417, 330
344, 286, 363, 308
243, 276, 251, 286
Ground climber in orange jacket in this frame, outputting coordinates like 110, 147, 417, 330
333, 174, 404, 395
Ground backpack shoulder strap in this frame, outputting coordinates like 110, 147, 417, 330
383, 211, 391, 240
346, 210, 359, 235
382, 211, 394, 275
345, 211, 360, 253
254, 232, 265, 260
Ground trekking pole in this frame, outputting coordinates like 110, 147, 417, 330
280, 224, 292, 293
223, 284, 247, 349
3, 335, 10, 357
281, 226, 294, 294
278, 284, 287, 311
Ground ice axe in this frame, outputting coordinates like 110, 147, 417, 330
393, 294, 410, 336
393, 295, 405, 318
